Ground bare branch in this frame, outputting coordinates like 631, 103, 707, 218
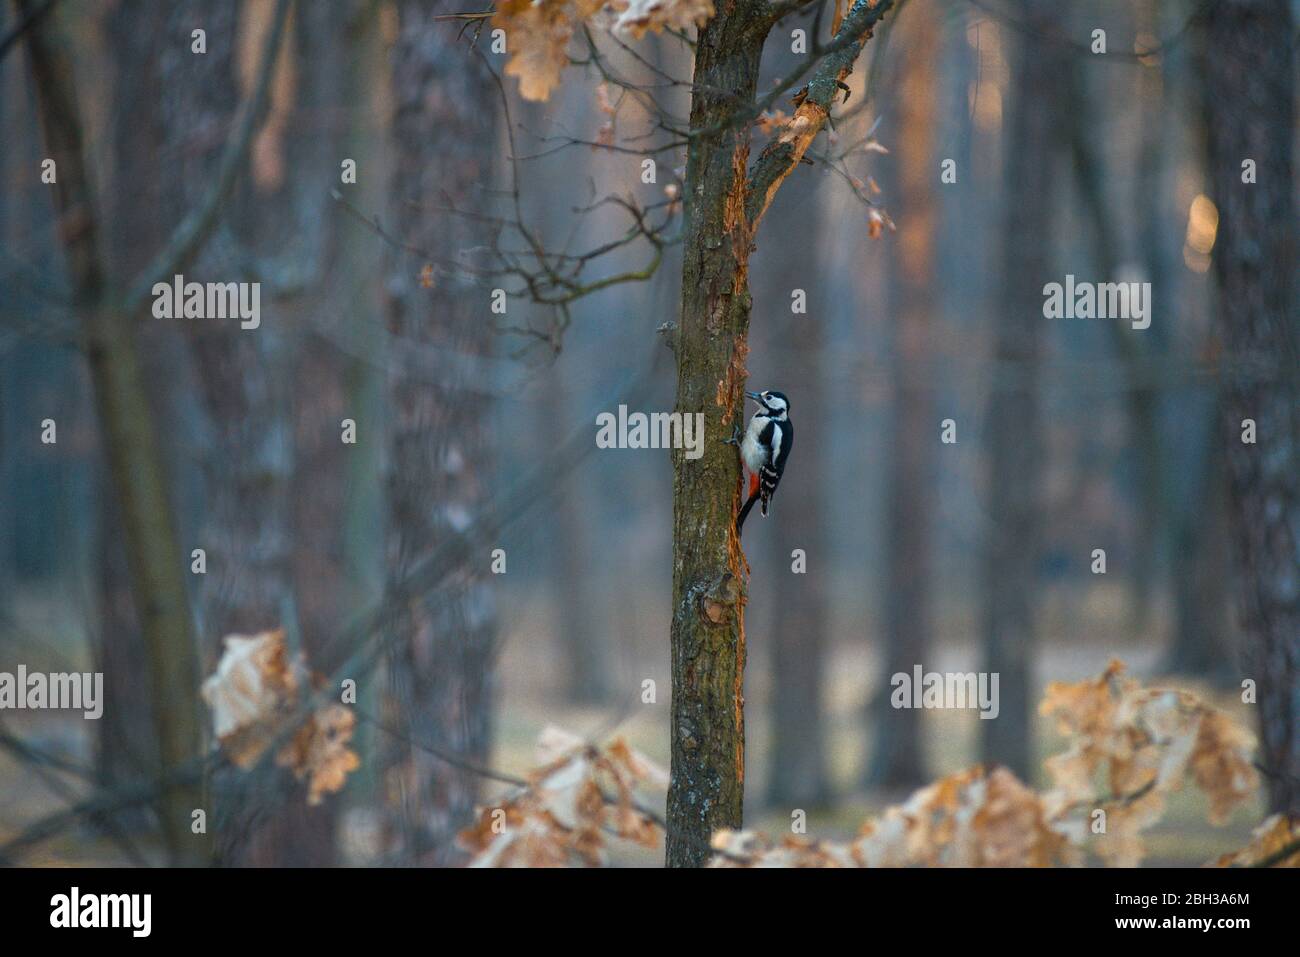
745, 0, 896, 229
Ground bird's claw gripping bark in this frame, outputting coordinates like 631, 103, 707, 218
723, 424, 742, 446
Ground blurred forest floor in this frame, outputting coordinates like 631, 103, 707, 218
1, 581, 1260, 867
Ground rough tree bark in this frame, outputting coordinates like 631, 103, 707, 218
668, 0, 895, 867
978, 0, 1060, 780
1203, 0, 1298, 814
18, 0, 209, 864
869, 7, 936, 789
381, 0, 498, 864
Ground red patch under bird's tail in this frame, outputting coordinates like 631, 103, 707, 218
738, 472, 762, 536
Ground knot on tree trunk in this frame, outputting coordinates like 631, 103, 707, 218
698, 571, 742, 626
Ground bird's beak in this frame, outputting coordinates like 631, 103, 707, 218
745, 391, 761, 400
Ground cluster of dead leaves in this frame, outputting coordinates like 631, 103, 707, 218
494, 0, 714, 102
1038, 659, 1258, 865
458, 725, 667, 866
201, 629, 360, 806
714, 766, 1075, 868
714, 660, 1263, 868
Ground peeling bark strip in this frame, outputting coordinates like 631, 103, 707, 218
667, 0, 894, 867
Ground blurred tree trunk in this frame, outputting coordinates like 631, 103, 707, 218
1156, 5, 1234, 683
1130, 0, 1176, 639
161, 0, 295, 647
868, 9, 936, 789
751, 85, 829, 810
521, 82, 611, 704
96, 0, 165, 815
761, 190, 832, 810
158, 0, 312, 863
979, 0, 1059, 780
277, 0, 376, 866
381, 0, 498, 865
1146, 0, 1233, 678
0, 2, 11, 617
754, 19, 831, 810
549, 358, 611, 704
96, 497, 157, 813
332, 2, 388, 805
1163, 412, 1234, 681
1203, 0, 1298, 814
0, 365, 12, 618
1066, 59, 1166, 638
19, 0, 208, 864
764, 351, 831, 808
265, 0, 355, 866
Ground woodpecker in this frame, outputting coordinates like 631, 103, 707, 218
729, 389, 793, 535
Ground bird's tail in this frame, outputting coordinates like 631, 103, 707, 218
737, 490, 760, 536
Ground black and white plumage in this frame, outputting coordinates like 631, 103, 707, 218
736, 389, 792, 534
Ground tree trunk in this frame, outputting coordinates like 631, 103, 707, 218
764, 340, 832, 808
381, 0, 498, 865
1163, 417, 1234, 683
0, 2, 10, 615
868, 8, 937, 789
666, 7, 767, 869
275, 0, 364, 868
95, 495, 158, 822
96, 0, 167, 813
154, 0, 301, 864
162, 0, 296, 647
979, 0, 1059, 780
748, 11, 833, 813
551, 359, 611, 704
667, 0, 896, 867
1203, 0, 1298, 814
237, 0, 354, 866
1065, 57, 1167, 640
19, 0, 208, 864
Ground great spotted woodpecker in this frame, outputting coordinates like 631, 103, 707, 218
727, 389, 792, 535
